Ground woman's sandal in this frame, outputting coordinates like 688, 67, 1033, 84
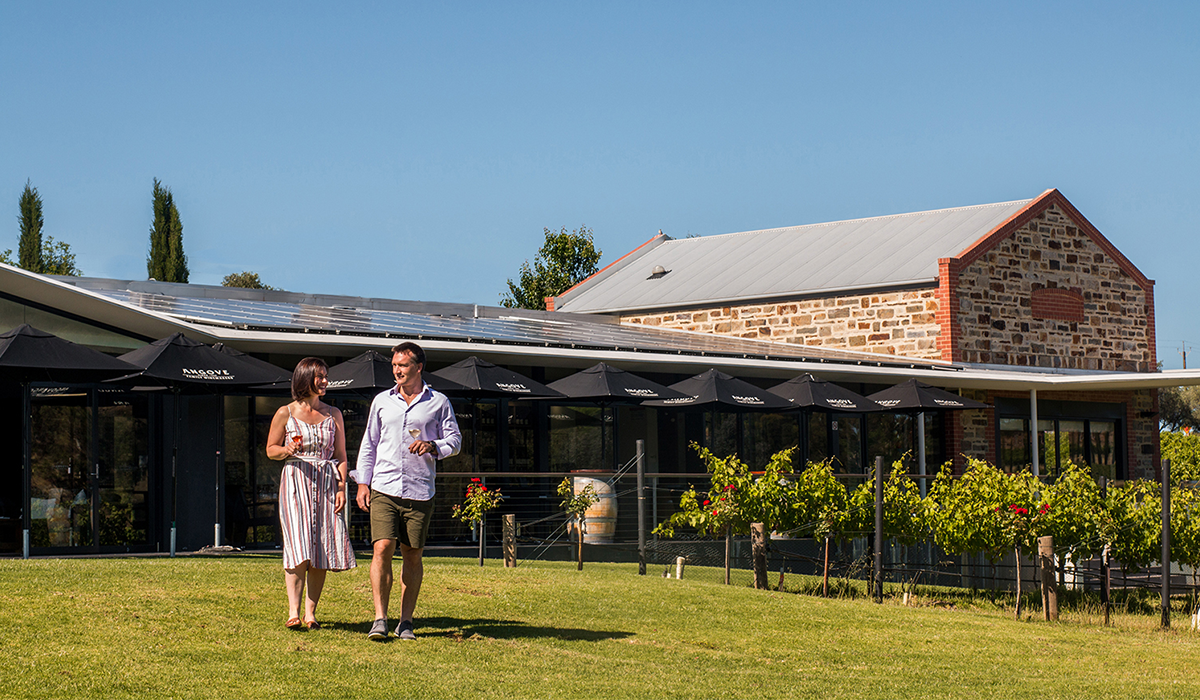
306, 619, 321, 630
286, 617, 304, 630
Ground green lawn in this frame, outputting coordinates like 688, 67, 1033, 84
1, 554, 1198, 699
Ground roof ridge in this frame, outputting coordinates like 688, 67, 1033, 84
663, 198, 1036, 243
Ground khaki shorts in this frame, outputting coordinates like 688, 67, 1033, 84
369, 490, 434, 549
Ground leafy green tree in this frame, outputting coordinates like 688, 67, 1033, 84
40, 236, 81, 276
9, 182, 82, 276
18, 180, 43, 273
1160, 431, 1200, 483
147, 179, 188, 283
500, 225, 601, 309
221, 271, 276, 290
1159, 386, 1200, 433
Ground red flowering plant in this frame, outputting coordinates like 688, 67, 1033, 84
451, 477, 504, 527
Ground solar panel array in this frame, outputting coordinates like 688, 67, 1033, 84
96, 288, 941, 369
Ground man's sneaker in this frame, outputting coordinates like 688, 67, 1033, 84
395, 619, 417, 640
367, 618, 389, 641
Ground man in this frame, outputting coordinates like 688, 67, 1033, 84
355, 342, 461, 640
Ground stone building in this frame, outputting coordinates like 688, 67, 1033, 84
552, 189, 1160, 478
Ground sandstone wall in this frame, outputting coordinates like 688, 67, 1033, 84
620, 288, 943, 359
949, 204, 1154, 371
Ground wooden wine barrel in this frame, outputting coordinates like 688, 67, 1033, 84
569, 473, 617, 544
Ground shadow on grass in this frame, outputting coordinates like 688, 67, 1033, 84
320, 617, 633, 642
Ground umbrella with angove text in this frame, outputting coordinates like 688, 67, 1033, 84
867, 379, 989, 495
117, 333, 298, 555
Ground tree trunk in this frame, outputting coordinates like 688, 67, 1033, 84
1014, 546, 1022, 620
751, 523, 768, 590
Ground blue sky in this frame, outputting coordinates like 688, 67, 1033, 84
2, 2, 1197, 367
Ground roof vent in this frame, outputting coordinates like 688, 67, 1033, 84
647, 265, 670, 280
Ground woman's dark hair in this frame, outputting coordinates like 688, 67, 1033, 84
292, 357, 329, 400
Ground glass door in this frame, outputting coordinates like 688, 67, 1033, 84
28, 388, 92, 549
96, 391, 151, 548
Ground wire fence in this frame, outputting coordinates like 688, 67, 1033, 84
400, 466, 1200, 600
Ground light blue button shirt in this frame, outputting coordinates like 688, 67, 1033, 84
354, 383, 462, 501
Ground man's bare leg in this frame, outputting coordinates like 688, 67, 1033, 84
398, 543, 424, 623
371, 538, 396, 620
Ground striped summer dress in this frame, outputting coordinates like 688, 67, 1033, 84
279, 409, 356, 571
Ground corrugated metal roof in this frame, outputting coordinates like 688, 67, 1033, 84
555, 198, 1033, 314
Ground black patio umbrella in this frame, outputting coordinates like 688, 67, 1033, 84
211, 343, 292, 390
0, 325, 140, 558
0, 324, 139, 382
643, 369, 793, 460
642, 369, 793, 412
117, 333, 302, 554
430, 356, 563, 472
431, 356, 563, 399
767, 373, 882, 412
118, 333, 293, 388
325, 350, 467, 398
867, 379, 990, 494
547, 362, 688, 471
866, 379, 990, 411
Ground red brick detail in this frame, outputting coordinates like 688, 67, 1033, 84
1145, 286, 1157, 376
935, 258, 961, 362
544, 296, 555, 311
1030, 287, 1084, 322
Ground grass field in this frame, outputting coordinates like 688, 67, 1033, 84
1, 554, 1199, 699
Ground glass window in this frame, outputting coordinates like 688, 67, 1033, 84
867, 413, 914, 471
707, 412, 738, 460
1060, 420, 1087, 470
807, 412, 829, 465
744, 412, 798, 470
834, 415, 862, 473
548, 404, 604, 472
1089, 421, 1117, 480
439, 400, 477, 473
1037, 419, 1059, 475
999, 418, 1030, 472
507, 401, 536, 472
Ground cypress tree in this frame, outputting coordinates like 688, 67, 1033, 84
147, 179, 188, 282
18, 180, 44, 273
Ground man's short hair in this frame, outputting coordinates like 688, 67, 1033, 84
392, 341, 425, 367
291, 356, 329, 401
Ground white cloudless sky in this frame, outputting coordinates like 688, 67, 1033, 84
2, 1, 1197, 366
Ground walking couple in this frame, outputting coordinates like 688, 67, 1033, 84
268, 341, 461, 639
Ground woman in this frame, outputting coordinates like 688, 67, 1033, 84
267, 357, 356, 629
